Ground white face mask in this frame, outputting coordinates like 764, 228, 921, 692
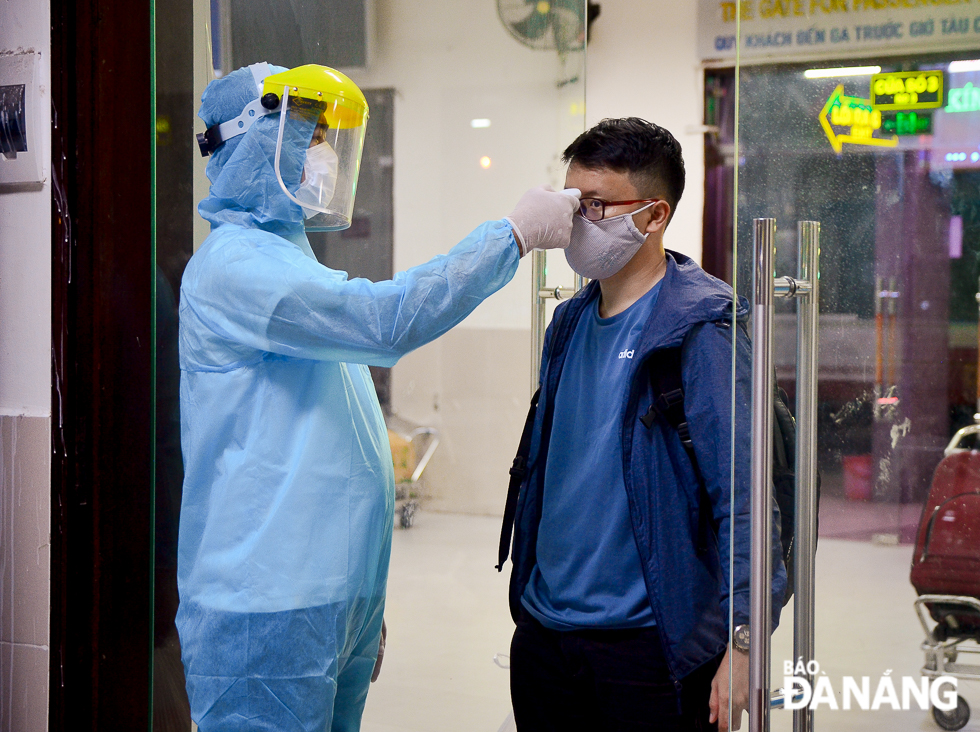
564, 201, 655, 280
295, 141, 339, 219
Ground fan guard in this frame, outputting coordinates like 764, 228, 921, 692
497, 0, 598, 54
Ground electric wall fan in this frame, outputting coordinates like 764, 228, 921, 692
497, 0, 599, 54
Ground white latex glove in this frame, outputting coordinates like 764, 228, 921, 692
505, 185, 581, 256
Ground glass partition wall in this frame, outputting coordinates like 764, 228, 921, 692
151, 1, 586, 729
730, 43, 980, 732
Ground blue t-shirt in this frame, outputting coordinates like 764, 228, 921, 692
522, 281, 662, 630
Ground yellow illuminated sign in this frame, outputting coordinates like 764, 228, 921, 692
820, 85, 899, 154
870, 70, 944, 111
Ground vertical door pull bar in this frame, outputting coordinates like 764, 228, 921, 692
793, 221, 820, 732
531, 251, 548, 395
749, 219, 820, 732
750, 218, 776, 732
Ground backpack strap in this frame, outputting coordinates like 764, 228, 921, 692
639, 346, 714, 556
497, 388, 540, 572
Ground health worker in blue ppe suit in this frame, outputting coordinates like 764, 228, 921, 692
176, 62, 580, 732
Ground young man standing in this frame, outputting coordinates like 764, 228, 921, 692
503, 118, 786, 732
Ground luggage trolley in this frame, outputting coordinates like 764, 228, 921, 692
914, 595, 980, 730
386, 414, 440, 529
910, 446, 980, 730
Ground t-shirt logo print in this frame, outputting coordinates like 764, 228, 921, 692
618, 349, 635, 360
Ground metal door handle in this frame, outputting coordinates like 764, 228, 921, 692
749, 218, 777, 732
771, 687, 807, 709
793, 221, 820, 732
531, 250, 586, 394
749, 219, 820, 732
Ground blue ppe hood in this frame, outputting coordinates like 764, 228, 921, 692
197, 64, 318, 238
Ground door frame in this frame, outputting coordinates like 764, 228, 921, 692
50, 0, 155, 727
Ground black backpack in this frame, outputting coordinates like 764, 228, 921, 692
496, 334, 813, 608
637, 342, 810, 606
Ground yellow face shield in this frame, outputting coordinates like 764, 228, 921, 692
262, 65, 370, 232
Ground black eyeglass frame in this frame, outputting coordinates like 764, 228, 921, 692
578, 197, 662, 221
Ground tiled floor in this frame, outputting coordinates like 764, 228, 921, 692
817, 495, 924, 544
362, 511, 980, 732
360, 511, 516, 732
768, 539, 977, 731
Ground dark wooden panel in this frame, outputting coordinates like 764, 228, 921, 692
51, 0, 154, 727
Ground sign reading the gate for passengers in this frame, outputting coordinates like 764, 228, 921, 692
698, 0, 980, 61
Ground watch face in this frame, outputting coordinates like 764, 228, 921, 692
734, 625, 750, 650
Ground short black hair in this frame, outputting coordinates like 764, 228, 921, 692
562, 117, 685, 222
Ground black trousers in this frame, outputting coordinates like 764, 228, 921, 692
510, 611, 723, 732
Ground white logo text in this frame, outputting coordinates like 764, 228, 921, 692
781, 659, 957, 712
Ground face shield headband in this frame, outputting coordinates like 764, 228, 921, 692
196, 63, 280, 157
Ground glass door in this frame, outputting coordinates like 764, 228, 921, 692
151, 1, 586, 730
730, 23, 980, 732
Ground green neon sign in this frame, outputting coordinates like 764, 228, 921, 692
881, 111, 933, 136
946, 82, 980, 114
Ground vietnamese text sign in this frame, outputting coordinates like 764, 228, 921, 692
699, 0, 980, 61
870, 70, 944, 109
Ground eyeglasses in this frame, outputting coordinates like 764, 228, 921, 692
579, 197, 661, 222
310, 121, 331, 146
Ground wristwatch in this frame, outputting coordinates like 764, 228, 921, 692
733, 624, 750, 653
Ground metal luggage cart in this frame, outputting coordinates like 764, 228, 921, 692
915, 594, 980, 730
385, 414, 440, 529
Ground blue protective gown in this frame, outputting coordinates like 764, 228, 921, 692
176, 66, 520, 732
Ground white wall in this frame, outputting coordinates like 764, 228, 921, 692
0, 17, 52, 416
0, 1, 51, 731
586, 0, 704, 262
348, 0, 585, 331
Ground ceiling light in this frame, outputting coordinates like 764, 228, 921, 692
471, 118, 491, 128
804, 65, 881, 79
949, 59, 980, 73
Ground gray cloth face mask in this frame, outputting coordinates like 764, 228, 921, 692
564, 202, 655, 280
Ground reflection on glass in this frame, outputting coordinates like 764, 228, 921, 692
154, 0, 195, 726
153, 266, 191, 729
719, 51, 980, 730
